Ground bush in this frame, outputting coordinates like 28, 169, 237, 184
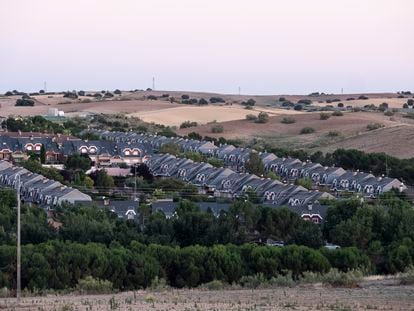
384, 110, 394, 116
209, 97, 225, 103
268, 273, 295, 287
242, 98, 256, 106
399, 267, 414, 285
294, 104, 303, 111
279, 97, 286, 102
337, 102, 344, 108
255, 112, 269, 123
245, 114, 257, 121
78, 90, 85, 96
4, 91, 13, 96
77, 276, 113, 294
358, 95, 369, 100
320, 113, 331, 120
15, 98, 34, 106
366, 123, 384, 131
327, 131, 340, 137
181, 94, 190, 100
281, 116, 296, 124
114, 89, 122, 95
93, 93, 102, 98
180, 121, 198, 129
211, 124, 224, 133
300, 127, 315, 134
199, 98, 208, 105
332, 110, 343, 116
147, 95, 158, 100
321, 269, 363, 287
298, 99, 312, 105
63, 92, 78, 99
200, 280, 225, 290
239, 273, 267, 289
104, 92, 114, 98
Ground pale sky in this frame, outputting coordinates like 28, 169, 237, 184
1, 0, 413, 95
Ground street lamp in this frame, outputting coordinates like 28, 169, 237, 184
15, 174, 21, 304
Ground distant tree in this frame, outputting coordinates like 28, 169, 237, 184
181, 94, 190, 100
245, 152, 265, 176
93, 170, 115, 191
294, 104, 303, 111
337, 102, 344, 108
159, 143, 181, 155
187, 132, 202, 140
5, 91, 13, 96
114, 89, 122, 95
255, 112, 269, 123
132, 164, 154, 182
198, 98, 208, 105
294, 178, 312, 190
65, 153, 92, 171
40, 144, 46, 164
180, 121, 198, 129
78, 90, 85, 96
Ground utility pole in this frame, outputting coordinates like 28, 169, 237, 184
16, 175, 21, 304
44, 81, 47, 93
152, 77, 155, 90
238, 86, 241, 96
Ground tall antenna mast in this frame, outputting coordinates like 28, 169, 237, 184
44, 81, 47, 93
238, 86, 241, 96
152, 77, 155, 90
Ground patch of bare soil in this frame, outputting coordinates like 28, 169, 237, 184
1, 279, 413, 311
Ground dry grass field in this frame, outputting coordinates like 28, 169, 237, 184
1, 278, 413, 311
1, 90, 413, 158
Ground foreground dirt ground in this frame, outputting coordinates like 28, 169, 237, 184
1, 279, 413, 311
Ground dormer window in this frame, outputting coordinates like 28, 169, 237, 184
80, 147, 88, 154
26, 145, 33, 151
35, 144, 41, 151
89, 146, 97, 154
132, 150, 139, 156
124, 150, 131, 156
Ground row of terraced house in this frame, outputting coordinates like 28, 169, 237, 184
87, 129, 406, 198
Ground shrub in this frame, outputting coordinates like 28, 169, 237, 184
366, 123, 384, 131
147, 95, 158, 100
378, 102, 389, 112
114, 89, 122, 95
281, 116, 296, 124
209, 97, 225, 103
94, 93, 102, 98
358, 95, 369, 100
161, 93, 170, 98
78, 90, 85, 96
5, 91, 13, 96
180, 121, 198, 129
211, 124, 224, 133
239, 273, 267, 289
294, 104, 303, 111
150, 276, 168, 291
63, 91, 78, 99
404, 112, 414, 119
15, 98, 34, 106
187, 132, 202, 140
321, 269, 363, 288
200, 280, 225, 290
300, 127, 315, 134
244, 105, 253, 110
298, 99, 312, 105
384, 110, 394, 116
399, 267, 414, 285
407, 99, 414, 106
337, 102, 344, 108
403, 103, 409, 109
346, 97, 355, 101
320, 113, 331, 120
268, 273, 295, 287
255, 112, 269, 123
81, 98, 91, 104
104, 92, 114, 98
245, 114, 257, 121
328, 131, 340, 137
181, 94, 190, 100
242, 98, 256, 106
199, 98, 208, 105
77, 276, 113, 294
332, 110, 343, 116
189, 98, 198, 104
279, 97, 286, 102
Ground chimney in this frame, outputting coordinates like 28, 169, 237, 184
308, 203, 313, 211
104, 198, 110, 206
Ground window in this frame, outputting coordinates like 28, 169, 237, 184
124, 150, 130, 156
89, 147, 97, 153
35, 144, 41, 151
26, 145, 33, 151
80, 147, 87, 153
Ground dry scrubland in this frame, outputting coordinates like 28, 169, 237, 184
1, 278, 413, 311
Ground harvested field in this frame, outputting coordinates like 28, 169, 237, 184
2, 279, 413, 311
129, 105, 303, 127
313, 97, 409, 109
319, 124, 414, 159
178, 111, 414, 158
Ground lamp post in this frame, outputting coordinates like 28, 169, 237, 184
15, 174, 21, 304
